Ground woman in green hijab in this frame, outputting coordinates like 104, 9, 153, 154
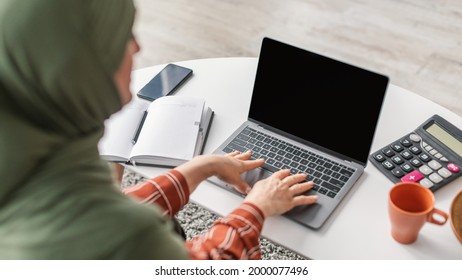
0, 0, 317, 259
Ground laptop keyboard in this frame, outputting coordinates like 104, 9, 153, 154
222, 127, 354, 198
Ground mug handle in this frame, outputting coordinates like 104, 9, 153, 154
427, 208, 448, 225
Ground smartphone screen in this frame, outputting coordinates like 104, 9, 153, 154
137, 64, 193, 101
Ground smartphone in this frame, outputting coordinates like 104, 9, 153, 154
137, 63, 193, 101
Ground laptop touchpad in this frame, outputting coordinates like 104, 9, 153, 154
241, 168, 272, 188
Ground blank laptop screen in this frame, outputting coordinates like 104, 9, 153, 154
249, 37, 389, 165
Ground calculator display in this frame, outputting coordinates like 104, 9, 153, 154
426, 123, 462, 157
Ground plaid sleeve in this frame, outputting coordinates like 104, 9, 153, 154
186, 202, 265, 260
122, 169, 189, 217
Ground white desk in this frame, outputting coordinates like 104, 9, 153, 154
129, 57, 462, 259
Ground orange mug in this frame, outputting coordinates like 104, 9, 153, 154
388, 182, 448, 244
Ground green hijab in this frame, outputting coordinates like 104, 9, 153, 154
0, 0, 188, 259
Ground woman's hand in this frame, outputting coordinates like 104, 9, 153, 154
244, 169, 318, 218
174, 151, 264, 195
214, 151, 264, 194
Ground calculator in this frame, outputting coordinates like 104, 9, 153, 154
369, 114, 462, 192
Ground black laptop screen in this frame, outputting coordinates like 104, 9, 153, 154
249, 37, 389, 165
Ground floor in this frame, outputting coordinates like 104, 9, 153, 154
132, 0, 462, 118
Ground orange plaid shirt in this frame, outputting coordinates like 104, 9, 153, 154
122, 169, 264, 259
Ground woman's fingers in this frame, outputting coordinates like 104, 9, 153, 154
273, 169, 291, 180
230, 151, 265, 171
233, 150, 252, 160
289, 181, 317, 207
242, 158, 264, 171
281, 172, 306, 185
226, 151, 240, 157
278, 173, 317, 206
289, 180, 313, 193
292, 194, 318, 207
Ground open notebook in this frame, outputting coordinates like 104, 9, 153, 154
99, 95, 213, 167
209, 37, 389, 229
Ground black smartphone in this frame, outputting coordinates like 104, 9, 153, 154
137, 63, 193, 101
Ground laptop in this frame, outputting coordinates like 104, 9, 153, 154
209, 37, 389, 229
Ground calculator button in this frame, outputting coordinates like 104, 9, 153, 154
382, 160, 395, 170
401, 163, 413, 172
422, 141, 431, 149
440, 156, 449, 162
400, 151, 413, 160
382, 148, 395, 157
438, 168, 452, 178
401, 170, 424, 183
409, 146, 422, 155
419, 178, 434, 188
409, 133, 421, 142
391, 156, 404, 165
391, 169, 405, 178
419, 153, 431, 162
400, 138, 412, 147
410, 158, 422, 167
429, 173, 443, 184
373, 153, 386, 162
447, 163, 460, 173
391, 143, 404, 152
434, 153, 443, 159
419, 165, 433, 175
428, 160, 442, 170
